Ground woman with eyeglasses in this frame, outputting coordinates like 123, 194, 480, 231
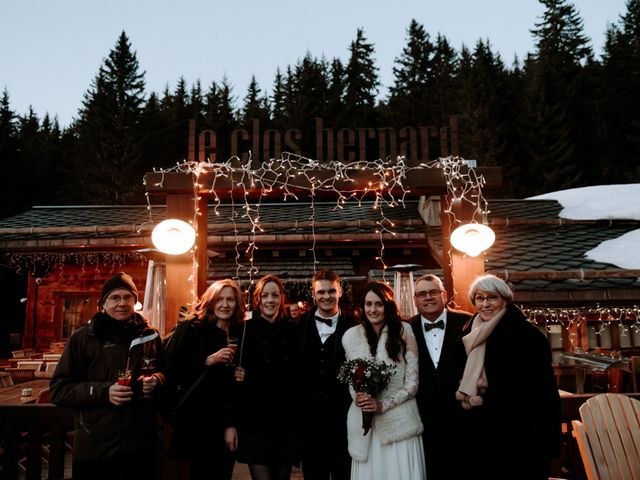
455, 274, 561, 480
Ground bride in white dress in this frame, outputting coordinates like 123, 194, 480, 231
342, 281, 426, 480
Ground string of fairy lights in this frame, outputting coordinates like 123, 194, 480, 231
145, 153, 489, 297
523, 305, 640, 350
2, 251, 147, 276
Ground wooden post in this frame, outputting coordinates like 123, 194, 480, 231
145, 172, 208, 335
441, 193, 486, 313
164, 194, 196, 334
451, 252, 484, 313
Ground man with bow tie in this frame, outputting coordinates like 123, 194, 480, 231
296, 270, 355, 480
409, 274, 472, 480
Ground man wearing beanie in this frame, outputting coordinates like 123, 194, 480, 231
51, 272, 163, 480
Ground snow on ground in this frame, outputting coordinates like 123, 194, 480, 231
528, 184, 640, 269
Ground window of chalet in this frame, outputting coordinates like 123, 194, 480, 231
619, 322, 640, 349
535, 324, 564, 363
61, 296, 98, 338
587, 324, 613, 349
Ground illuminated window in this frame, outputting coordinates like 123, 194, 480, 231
62, 296, 98, 338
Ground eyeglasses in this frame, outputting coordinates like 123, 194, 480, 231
106, 294, 135, 304
474, 294, 501, 304
415, 289, 443, 299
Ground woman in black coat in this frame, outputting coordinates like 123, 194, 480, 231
163, 279, 246, 480
455, 274, 561, 480
234, 274, 300, 480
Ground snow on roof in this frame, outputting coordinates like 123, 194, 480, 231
528, 184, 640, 269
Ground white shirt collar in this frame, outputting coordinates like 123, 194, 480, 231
421, 309, 447, 326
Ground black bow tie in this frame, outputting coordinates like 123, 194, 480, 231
315, 315, 333, 327
424, 320, 444, 331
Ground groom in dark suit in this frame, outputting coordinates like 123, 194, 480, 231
410, 274, 472, 480
297, 270, 355, 480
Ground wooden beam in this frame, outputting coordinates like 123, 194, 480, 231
164, 194, 198, 334
144, 166, 502, 198
494, 269, 640, 281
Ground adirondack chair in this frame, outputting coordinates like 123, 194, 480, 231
572, 393, 640, 480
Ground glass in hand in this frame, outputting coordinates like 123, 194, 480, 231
141, 342, 157, 399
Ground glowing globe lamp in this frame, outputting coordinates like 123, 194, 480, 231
450, 223, 495, 257
151, 219, 196, 255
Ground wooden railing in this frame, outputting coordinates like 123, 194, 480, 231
2, 394, 639, 480
0, 404, 73, 480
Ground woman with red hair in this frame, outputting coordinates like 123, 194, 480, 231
234, 275, 301, 480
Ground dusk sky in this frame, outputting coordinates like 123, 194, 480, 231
1, 0, 629, 127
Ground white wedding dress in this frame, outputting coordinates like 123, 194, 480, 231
344, 323, 426, 480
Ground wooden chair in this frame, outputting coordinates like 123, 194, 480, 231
42, 353, 62, 362
631, 356, 640, 393
44, 362, 58, 374
16, 361, 43, 371
572, 393, 640, 479
6, 368, 36, 384
36, 388, 51, 404
0, 372, 14, 387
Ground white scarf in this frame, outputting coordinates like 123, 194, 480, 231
456, 308, 506, 409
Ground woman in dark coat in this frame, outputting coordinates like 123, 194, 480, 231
163, 279, 246, 480
456, 274, 561, 480
234, 275, 300, 480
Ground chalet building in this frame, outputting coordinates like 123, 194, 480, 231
1, 195, 639, 365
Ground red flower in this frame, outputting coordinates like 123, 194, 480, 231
352, 363, 367, 389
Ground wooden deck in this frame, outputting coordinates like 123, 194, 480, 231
2, 393, 639, 479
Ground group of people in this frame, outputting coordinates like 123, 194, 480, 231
50, 269, 561, 480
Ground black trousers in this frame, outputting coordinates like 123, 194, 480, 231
301, 413, 350, 480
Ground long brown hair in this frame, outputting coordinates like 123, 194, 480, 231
360, 281, 406, 362
193, 279, 246, 327
252, 275, 287, 320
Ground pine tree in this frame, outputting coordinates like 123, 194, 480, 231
599, 0, 640, 183
73, 31, 147, 203
188, 80, 205, 123
326, 58, 345, 126
344, 28, 380, 127
524, 0, 593, 194
205, 78, 237, 161
271, 68, 288, 128
241, 76, 270, 127
389, 19, 435, 125
0, 93, 23, 218
289, 53, 330, 127
429, 34, 459, 127
0, 89, 17, 173
456, 40, 509, 167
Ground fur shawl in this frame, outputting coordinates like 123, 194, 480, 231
342, 324, 423, 462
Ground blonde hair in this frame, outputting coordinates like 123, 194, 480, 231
194, 279, 246, 326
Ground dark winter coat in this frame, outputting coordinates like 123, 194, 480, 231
458, 303, 561, 480
50, 312, 161, 461
161, 316, 237, 461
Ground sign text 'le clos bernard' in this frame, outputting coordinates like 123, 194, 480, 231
188, 117, 460, 164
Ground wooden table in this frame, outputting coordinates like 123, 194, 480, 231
0, 379, 50, 405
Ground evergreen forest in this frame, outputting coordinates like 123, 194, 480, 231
1, 0, 639, 219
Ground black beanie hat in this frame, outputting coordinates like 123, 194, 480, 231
100, 272, 138, 306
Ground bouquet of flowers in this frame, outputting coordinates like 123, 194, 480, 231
338, 358, 396, 435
